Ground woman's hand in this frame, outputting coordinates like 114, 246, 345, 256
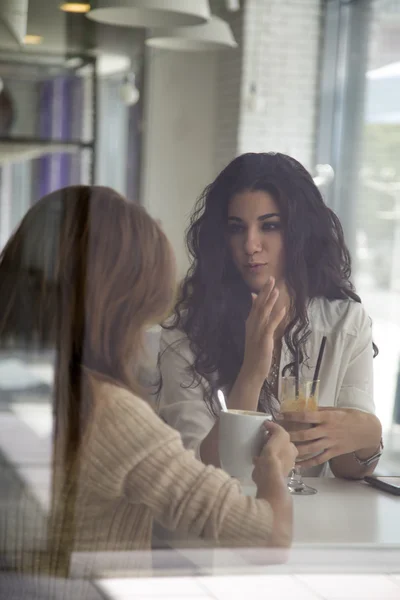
242, 277, 286, 384
252, 421, 298, 490
282, 408, 382, 470
251, 421, 296, 551
219, 278, 286, 424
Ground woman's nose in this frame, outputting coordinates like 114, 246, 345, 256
244, 230, 262, 255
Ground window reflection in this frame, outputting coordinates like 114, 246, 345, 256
0, 0, 399, 595
355, 0, 400, 471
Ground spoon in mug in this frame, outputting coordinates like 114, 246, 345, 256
217, 389, 228, 412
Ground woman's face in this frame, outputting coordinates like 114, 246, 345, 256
227, 189, 285, 293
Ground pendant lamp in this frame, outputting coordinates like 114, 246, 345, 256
87, 0, 210, 28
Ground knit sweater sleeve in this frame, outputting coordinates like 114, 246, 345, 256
86, 383, 274, 547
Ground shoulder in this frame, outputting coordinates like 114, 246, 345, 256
160, 323, 188, 346
93, 378, 168, 429
309, 297, 371, 337
160, 313, 194, 361
94, 379, 182, 447
80, 378, 181, 498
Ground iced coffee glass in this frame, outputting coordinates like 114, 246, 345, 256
280, 377, 320, 495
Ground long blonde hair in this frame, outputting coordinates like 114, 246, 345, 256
0, 185, 175, 573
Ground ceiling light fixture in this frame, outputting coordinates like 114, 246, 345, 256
60, 2, 91, 13
146, 16, 237, 52
87, 0, 210, 28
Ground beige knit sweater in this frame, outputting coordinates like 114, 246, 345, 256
2, 377, 276, 576
72, 377, 274, 553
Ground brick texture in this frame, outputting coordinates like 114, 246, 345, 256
214, 0, 323, 171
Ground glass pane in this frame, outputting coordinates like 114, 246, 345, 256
355, 0, 400, 468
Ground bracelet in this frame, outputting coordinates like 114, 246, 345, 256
352, 438, 384, 467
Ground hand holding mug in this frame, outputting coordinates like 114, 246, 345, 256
252, 421, 298, 490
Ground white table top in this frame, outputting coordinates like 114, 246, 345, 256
295, 477, 400, 546
3, 468, 399, 599
243, 477, 400, 547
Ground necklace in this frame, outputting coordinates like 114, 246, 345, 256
268, 351, 279, 387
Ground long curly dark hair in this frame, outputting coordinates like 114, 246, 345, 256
164, 152, 376, 416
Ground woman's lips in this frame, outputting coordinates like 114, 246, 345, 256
246, 263, 268, 271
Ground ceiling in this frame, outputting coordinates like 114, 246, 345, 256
0, 0, 145, 74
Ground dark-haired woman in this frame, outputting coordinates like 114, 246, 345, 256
158, 152, 383, 479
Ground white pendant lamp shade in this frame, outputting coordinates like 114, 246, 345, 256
146, 16, 237, 52
87, 0, 210, 28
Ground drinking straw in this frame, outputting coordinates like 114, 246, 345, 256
295, 346, 300, 399
311, 336, 327, 397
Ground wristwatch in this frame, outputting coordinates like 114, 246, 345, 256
352, 438, 384, 467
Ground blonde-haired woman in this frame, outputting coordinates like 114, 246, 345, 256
0, 186, 296, 577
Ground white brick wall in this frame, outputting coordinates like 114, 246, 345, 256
239, 0, 322, 170
213, 0, 322, 172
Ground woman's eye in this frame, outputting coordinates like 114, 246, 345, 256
227, 224, 244, 234
262, 222, 281, 232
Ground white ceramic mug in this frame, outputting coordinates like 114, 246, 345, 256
218, 409, 272, 483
